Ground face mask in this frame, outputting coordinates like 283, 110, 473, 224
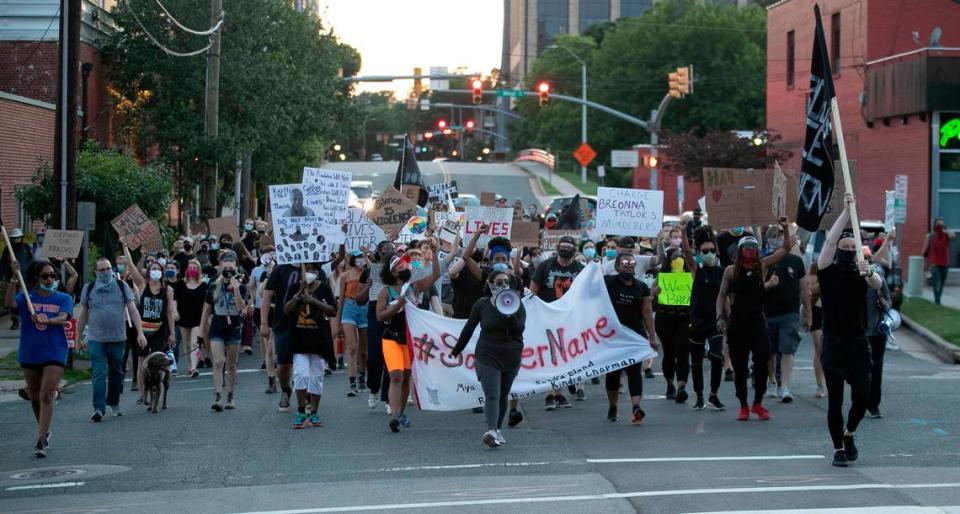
605, 249, 617, 259
116, 264, 126, 274
158, 258, 167, 266
304, 272, 318, 284
618, 270, 634, 281
165, 269, 177, 279
260, 254, 273, 266
836, 248, 857, 268
731, 227, 745, 237
583, 248, 596, 259
96, 270, 113, 285
670, 257, 685, 273
149, 270, 163, 281
532, 255, 545, 266
701, 252, 718, 267
356, 258, 366, 268
411, 260, 422, 269
740, 248, 759, 267
397, 269, 412, 282
186, 268, 200, 279
40, 282, 57, 293
244, 223, 254, 231
670, 238, 683, 248
557, 247, 575, 259
221, 269, 235, 279
210, 243, 219, 251
641, 276, 656, 289
767, 239, 782, 254
492, 262, 509, 273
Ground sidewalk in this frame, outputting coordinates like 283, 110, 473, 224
513, 161, 582, 206
918, 284, 960, 310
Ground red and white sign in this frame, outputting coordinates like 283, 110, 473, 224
463, 206, 513, 247
64, 318, 77, 349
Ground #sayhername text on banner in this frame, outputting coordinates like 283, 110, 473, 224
269, 184, 346, 265
406, 263, 657, 411
595, 187, 663, 237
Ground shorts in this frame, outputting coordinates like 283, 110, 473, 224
766, 313, 801, 355
382, 338, 412, 372
820, 333, 871, 383
341, 298, 368, 328
20, 360, 66, 370
273, 328, 293, 365
208, 324, 241, 345
292, 353, 326, 395
811, 305, 823, 332
139, 330, 170, 357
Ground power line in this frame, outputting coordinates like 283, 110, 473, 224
154, 0, 224, 36
125, 0, 216, 57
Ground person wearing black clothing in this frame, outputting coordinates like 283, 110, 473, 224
654, 226, 696, 404
261, 263, 302, 413
359, 240, 395, 410
818, 193, 883, 467
453, 270, 526, 448
717, 217, 791, 422
687, 226, 726, 411
604, 253, 660, 424
684, 207, 704, 241
716, 227, 751, 268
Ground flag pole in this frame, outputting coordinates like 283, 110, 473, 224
829, 97, 864, 264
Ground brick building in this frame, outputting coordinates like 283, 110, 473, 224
0, 0, 116, 228
766, 0, 960, 267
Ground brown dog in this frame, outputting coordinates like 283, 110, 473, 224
142, 351, 170, 413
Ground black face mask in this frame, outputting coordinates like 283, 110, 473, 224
397, 269, 412, 282
618, 271, 634, 281
221, 269, 235, 279
836, 249, 857, 269
557, 248, 576, 259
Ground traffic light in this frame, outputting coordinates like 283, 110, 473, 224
437, 119, 447, 130
413, 67, 423, 98
676, 66, 692, 95
471, 78, 483, 105
643, 155, 659, 167
424, 131, 433, 140
537, 81, 550, 106
465, 119, 475, 132
668, 72, 681, 98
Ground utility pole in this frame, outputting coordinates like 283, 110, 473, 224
52, 0, 80, 230
201, 0, 222, 220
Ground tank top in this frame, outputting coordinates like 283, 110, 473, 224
139, 285, 167, 336
383, 286, 408, 344
730, 269, 765, 321
689, 265, 723, 334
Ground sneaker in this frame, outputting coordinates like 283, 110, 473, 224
737, 406, 750, 421
675, 385, 688, 404
389, 418, 400, 433
544, 394, 556, 411
204, 358, 213, 368
136, 397, 144, 405
575, 389, 586, 401
211, 394, 224, 412
243, 346, 253, 355
471, 406, 484, 414
278, 391, 290, 412
555, 395, 572, 409
407, 395, 415, 406
224, 393, 236, 410
724, 369, 734, 382
91, 410, 104, 422
751, 403, 770, 421
768, 386, 780, 399
292, 412, 308, 429
347, 384, 358, 397
644, 368, 655, 379
482, 430, 500, 448
385, 404, 392, 416
507, 409, 524, 427
886, 340, 900, 351
368, 393, 378, 409
18, 387, 29, 401
665, 383, 676, 400
779, 387, 794, 404
495, 429, 506, 445
109, 405, 123, 417
34, 440, 46, 458
358, 378, 367, 392
692, 396, 705, 410
843, 434, 858, 462
631, 405, 646, 425
42, 431, 50, 449
567, 384, 578, 395
324, 367, 333, 376
197, 360, 206, 369
337, 357, 344, 370
607, 405, 618, 422
868, 407, 883, 418
707, 394, 726, 411
308, 414, 322, 427
832, 449, 849, 467
191, 369, 200, 378
398, 413, 411, 428
266, 377, 277, 394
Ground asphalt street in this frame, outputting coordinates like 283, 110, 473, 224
0, 325, 958, 513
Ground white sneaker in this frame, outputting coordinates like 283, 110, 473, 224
779, 387, 793, 403
108, 405, 123, 417
368, 393, 377, 409
769, 386, 781, 399
385, 404, 392, 416
482, 430, 500, 448
495, 429, 506, 445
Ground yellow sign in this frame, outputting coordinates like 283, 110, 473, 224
657, 272, 692, 306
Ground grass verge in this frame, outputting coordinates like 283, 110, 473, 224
0, 351, 91, 382
539, 177, 561, 196
553, 168, 599, 196
901, 298, 960, 347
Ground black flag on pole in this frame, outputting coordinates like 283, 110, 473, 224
394, 135, 428, 206
796, 4, 837, 232
555, 194, 583, 230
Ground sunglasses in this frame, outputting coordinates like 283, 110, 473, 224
619, 258, 636, 266
493, 280, 510, 287
700, 248, 717, 254
39, 273, 58, 280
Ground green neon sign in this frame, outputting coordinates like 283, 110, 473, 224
942, 117, 960, 149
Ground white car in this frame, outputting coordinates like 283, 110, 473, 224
351, 180, 376, 211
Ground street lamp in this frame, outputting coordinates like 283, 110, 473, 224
548, 44, 588, 185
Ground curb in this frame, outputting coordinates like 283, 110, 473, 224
901, 313, 960, 364
511, 163, 552, 207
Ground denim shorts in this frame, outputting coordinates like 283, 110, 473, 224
341, 298, 368, 328
767, 313, 801, 355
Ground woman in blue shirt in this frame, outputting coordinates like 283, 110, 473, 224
4, 259, 73, 458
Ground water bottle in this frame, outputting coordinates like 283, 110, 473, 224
166, 350, 177, 374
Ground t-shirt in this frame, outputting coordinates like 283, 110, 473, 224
80, 279, 136, 343
265, 264, 301, 331
173, 281, 207, 328
289, 282, 337, 362
531, 257, 584, 303
818, 264, 868, 337
204, 281, 248, 329
763, 254, 806, 316
250, 266, 268, 308
454, 299, 526, 371
603, 275, 650, 337
451, 268, 485, 319
17, 290, 73, 365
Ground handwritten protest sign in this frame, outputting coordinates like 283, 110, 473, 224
511, 222, 541, 248
41, 230, 84, 259
368, 186, 419, 235
427, 181, 458, 202
300, 167, 352, 223
111, 205, 159, 251
704, 168, 801, 230
464, 206, 513, 247
207, 216, 238, 241
595, 187, 663, 237
540, 230, 581, 250
344, 207, 387, 252
773, 163, 788, 219
269, 184, 345, 265
140, 223, 164, 253
657, 272, 692, 306
401, 185, 422, 205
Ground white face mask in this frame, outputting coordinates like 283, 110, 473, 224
304, 272, 318, 284
158, 258, 167, 266
149, 269, 163, 281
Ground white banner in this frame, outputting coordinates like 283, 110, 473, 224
344, 207, 386, 253
407, 264, 657, 411
464, 206, 513, 247
595, 187, 663, 237
269, 183, 346, 265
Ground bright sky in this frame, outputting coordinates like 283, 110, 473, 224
318, 1, 503, 98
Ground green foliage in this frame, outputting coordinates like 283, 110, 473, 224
660, 130, 793, 182
512, 0, 767, 184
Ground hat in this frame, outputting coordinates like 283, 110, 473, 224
693, 207, 703, 215
390, 254, 411, 270
558, 235, 577, 246
617, 236, 636, 249
738, 236, 760, 248
350, 249, 363, 257
8, 228, 23, 238
546, 213, 558, 220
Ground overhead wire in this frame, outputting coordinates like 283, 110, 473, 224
154, 0, 224, 36
124, 0, 220, 57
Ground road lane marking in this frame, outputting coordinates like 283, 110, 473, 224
228, 482, 960, 513
586, 455, 824, 463
377, 462, 549, 472
5, 481, 85, 491
691, 507, 960, 514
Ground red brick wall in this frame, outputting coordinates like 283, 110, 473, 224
0, 97, 55, 228
0, 41, 59, 104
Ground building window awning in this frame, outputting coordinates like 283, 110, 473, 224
863, 48, 960, 121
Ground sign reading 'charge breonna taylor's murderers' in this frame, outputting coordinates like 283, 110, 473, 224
595, 187, 663, 237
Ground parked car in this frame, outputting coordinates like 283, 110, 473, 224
351, 180, 376, 211
452, 194, 480, 210
370, 153, 383, 161
544, 195, 597, 217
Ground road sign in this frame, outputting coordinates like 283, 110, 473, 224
610, 150, 639, 168
573, 143, 596, 168
894, 174, 907, 223
496, 89, 525, 98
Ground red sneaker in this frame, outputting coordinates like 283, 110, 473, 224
751, 403, 770, 421
737, 406, 749, 421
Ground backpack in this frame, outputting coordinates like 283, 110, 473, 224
83, 278, 130, 310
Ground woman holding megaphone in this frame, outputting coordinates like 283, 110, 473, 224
452, 269, 526, 449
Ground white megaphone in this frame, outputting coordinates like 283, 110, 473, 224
494, 288, 521, 316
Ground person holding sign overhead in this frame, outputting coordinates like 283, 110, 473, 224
716, 217, 791, 422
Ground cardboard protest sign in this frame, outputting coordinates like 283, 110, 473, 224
595, 187, 663, 237
269, 184, 345, 265
401, 185, 422, 205
140, 223, 165, 253
41, 230, 84, 260
703, 168, 798, 230
480, 192, 496, 206
540, 230, 581, 250
368, 186, 419, 235
818, 160, 858, 230
427, 181, 458, 202
772, 163, 788, 219
344, 207, 387, 253
300, 167, 352, 223
511, 222, 541, 248
111, 204, 156, 250
657, 272, 693, 306
207, 216, 239, 241
464, 206, 513, 247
